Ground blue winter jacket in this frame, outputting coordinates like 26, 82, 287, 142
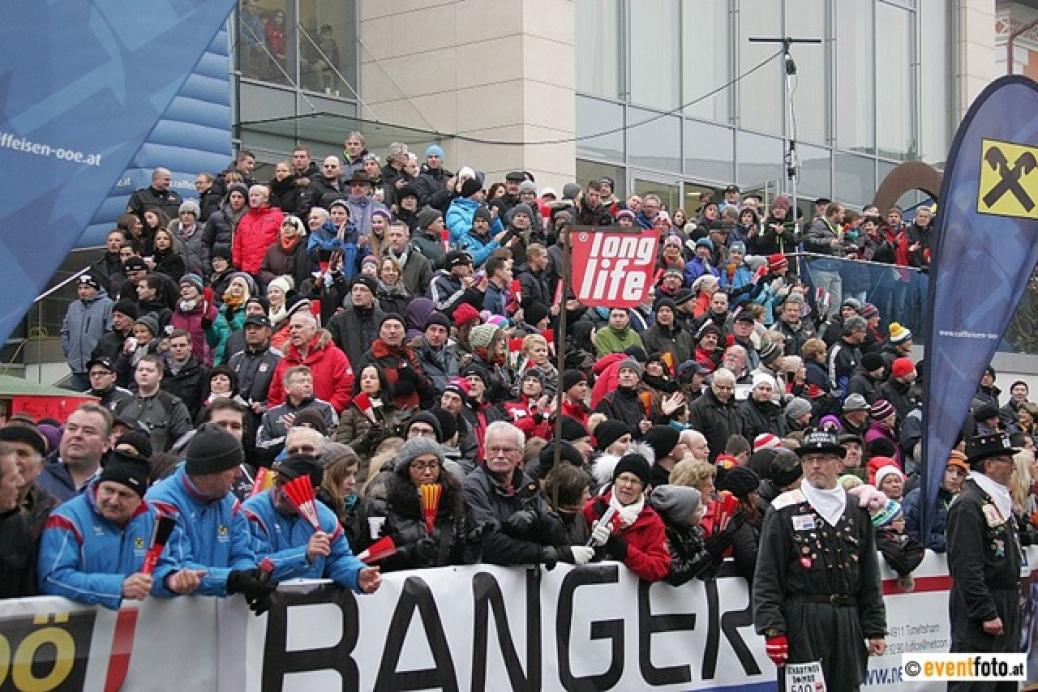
308, 220, 366, 282
38, 480, 166, 609
462, 227, 505, 267
902, 486, 950, 553
446, 197, 503, 245
241, 490, 364, 591
147, 465, 256, 596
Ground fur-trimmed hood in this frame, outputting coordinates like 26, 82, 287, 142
591, 440, 655, 491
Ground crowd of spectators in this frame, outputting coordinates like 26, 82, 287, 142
7, 136, 1038, 636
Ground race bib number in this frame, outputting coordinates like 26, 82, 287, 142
785, 661, 826, 691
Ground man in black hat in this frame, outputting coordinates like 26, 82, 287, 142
38, 450, 200, 609
147, 424, 275, 612
61, 274, 114, 391
430, 250, 483, 315
327, 274, 386, 368
227, 312, 282, 426
241, 455, 380, 593
753, 428, 887, 690
946, 433, 1024, 690
86, 356, 133, 412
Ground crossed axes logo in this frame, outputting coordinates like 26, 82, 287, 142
984, 147, 1037, 212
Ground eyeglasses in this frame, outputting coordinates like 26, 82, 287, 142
487, 446, 520, 456
410, 461, 439, 472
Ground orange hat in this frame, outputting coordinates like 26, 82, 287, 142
946, 450, 969, 473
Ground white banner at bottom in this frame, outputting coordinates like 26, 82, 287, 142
0, 550, 1032, 691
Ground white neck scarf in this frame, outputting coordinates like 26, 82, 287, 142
969, 472, 1012, 521
800, 481, 847, 527
609, 491, 645, 528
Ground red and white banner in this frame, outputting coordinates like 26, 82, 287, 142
570, 228, 659, 308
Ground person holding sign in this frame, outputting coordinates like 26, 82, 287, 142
752, 429, 887, 690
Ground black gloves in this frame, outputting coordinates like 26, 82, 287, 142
540, 545, 558, 570
393, 361, 420, 395
227, 568, 277, 615
411, 537, 438, 563
605, 534, 628, 561
502, 510, 537, 537
704, 530, 734, 560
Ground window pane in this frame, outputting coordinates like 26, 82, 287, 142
683, 0, 730, 122
684, 119, 734, 184
576, 97, 624, 162
299, 0, 357, 96
798, 144, 831, 199
633, 178, 680, 215
238, 1, 291, 85
785, 0, 826, 145
737, 130, 784, 189
738, 0, 783, 135
576, 160, 626, 198
628, 109, 681, 172
875, 3, 914, 160
630, 0, 680, 110
576, 0, 620, 98
919, 0, 950, 165
834, 152, 875, 208
835, 0, 874, 153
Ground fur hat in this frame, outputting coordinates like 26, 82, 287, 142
393, 437, 445, 473
469, 323, 499, 350
613, 452, 651, 486
648, 485, 701, 527
594, 420, 631, 452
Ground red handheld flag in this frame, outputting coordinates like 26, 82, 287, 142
511, 279, 522, 305
282, 475, 321, 529
142, 514, 176, 575
358, 535, 397, 563
439, 228, 450, 253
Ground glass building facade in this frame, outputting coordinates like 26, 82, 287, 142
574, 0, 954, 213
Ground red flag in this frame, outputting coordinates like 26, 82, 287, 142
358, 535, 397, 563
439, 228, 450, 254
511, 279, 522, 306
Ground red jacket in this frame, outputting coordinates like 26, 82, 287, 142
267, 333, 353, 413
503, 397, 553, 440
583, 492, 671, 582
590, 353, 625, 409
233, 204, 284, 274
561, 398, 589, 428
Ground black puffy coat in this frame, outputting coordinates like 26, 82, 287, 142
738, 397, 787, 441
360, 471, 467, 572
662, 522, 720, 586
327, 304, 385, 370
688, 388, 739, 461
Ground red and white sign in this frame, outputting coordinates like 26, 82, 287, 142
570, 228, 659, 307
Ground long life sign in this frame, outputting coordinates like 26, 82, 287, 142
569, 228, 660, 308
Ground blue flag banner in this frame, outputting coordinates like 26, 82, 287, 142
80, 27, 233, 248
921, 75, 1038, 538
0, 0, 236, 344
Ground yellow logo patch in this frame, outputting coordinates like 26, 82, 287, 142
978, 138, 1038, 219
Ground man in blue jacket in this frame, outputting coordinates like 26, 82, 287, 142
38, 451, 199, 609
242, 455, 380, 593
148, 424, 275, 613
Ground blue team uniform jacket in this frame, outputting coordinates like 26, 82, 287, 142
241, 490, 363, 591
146, 465, 256, 597
38, 480, 165, 610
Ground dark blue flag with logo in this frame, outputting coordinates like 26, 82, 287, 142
0, 0, 235, 344
921, 75, 1038, 538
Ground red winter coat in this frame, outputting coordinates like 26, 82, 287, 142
590, 353, 625, 409
503, 397, 553, 440
583, 492, 671, 582
233, 204, 284, 275
267, 332, 353, 413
